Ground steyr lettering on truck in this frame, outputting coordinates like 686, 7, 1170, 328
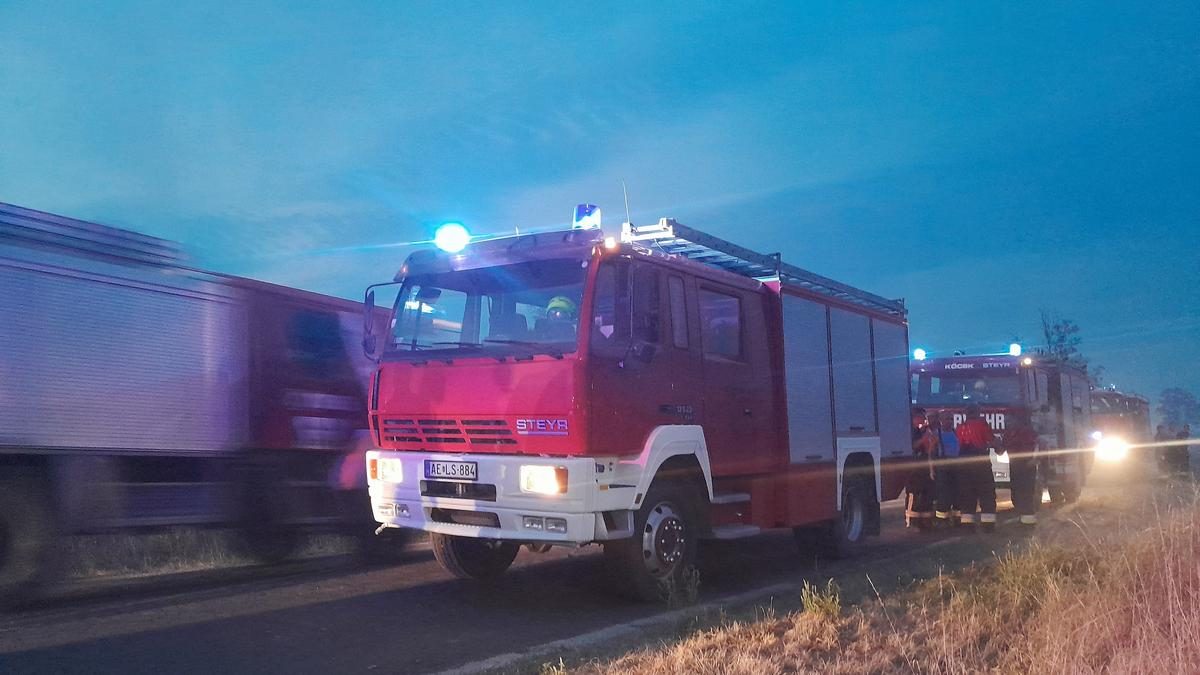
515, 418, 569, 436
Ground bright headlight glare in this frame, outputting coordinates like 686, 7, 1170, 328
378, 458, 404, 483
520, 465, 567, 495
1096, 437, 1130, 463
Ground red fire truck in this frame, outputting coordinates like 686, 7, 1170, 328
909, 352, 1094, 503
363, 213, 912, 599
1090, 388, 1151, 445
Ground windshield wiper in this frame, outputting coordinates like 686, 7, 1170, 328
483, 339, 565, 359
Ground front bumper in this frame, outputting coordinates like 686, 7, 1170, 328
366, 450, 631, 544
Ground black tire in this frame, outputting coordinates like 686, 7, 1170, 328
603, 480, 700, 602
430, 533, 519, 581
795, 476, 876, 560
234, 458, 303, 565
830, 476, 876, 558
1062, 478, 1082, 504
236, 525, 303, 565
0, 476, 55, 608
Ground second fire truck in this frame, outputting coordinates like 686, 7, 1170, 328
910, 351, 1095, 503
364, 212, 912, 599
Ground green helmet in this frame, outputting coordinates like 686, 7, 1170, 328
546, 295, 577, 319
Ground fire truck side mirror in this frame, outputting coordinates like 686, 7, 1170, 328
363, 289, 378, 359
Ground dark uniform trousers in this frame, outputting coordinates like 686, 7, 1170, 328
934, 459, 959, 521
957, 447, 997, 525
905, 457, 935, 527
1009, 451, 1039, 524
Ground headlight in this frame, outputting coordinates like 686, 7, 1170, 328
377, 457, 404, 483
1096, 437, 1130, 463
519, 465, 568, 495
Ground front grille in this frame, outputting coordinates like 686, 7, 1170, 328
421, 480, 497, 501
380, 418, 518, 448
430, 508, 500, 528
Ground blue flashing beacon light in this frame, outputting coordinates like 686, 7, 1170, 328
572, 203, 602, 229
913, 348, 927, 361
434, 222, 470, 253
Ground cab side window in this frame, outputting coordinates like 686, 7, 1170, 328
631, 264, 660, 344
668, 276, 688, 349
591, 263, 617, 341
589, 259, 628, 355
699, 288, 741, 358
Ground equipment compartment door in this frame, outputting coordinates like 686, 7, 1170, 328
698, 284, 776, 476
780, 294, 834, 464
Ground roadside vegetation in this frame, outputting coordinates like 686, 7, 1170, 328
548, 484, 1200, 674
60, 529, 352, 579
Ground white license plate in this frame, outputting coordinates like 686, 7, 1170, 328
425, 460, 478, 481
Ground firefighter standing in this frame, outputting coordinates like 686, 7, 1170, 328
1006, 410, 1040, 526
955, 404, 997, 531
1154, 424, 1171, 476
906, 408, 937, 531
933, 411, 961, 526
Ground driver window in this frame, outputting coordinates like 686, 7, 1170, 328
632, 264, 660, 344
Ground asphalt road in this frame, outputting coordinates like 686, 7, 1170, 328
0, 498, 1011, 675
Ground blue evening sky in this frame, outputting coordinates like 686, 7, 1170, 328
1, 1, 1197, 403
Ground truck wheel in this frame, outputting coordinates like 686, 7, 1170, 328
603, 480, 700, 602
0, 477, 54, 607
795, 476, 875, 560
430, 533, 519, 581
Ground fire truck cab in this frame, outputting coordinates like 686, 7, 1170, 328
1090, 388, 1151, 445
364, 215, 911, 599
910, 353, 1094, 503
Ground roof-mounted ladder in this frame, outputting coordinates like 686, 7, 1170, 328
621, 218, 906, 317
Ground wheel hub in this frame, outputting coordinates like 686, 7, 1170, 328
641, 501, 687, 576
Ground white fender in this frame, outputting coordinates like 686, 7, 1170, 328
836, 436, 882, 510
610, 425, 714, 509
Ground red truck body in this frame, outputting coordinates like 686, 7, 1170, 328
366, 216, 911, 595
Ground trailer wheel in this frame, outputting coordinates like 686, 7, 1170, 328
0, 476, 54, 607
430, 534, 519, 581
603, 480, 700, 602
236, 525, 302, 565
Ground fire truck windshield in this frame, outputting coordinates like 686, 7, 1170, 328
387, 257, 589, 359
912, 372, 1023, 407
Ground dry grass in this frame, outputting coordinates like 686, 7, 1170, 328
565, 486, 1200, 674
61, 529, 352, 579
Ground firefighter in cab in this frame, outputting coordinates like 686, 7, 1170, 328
955, 404, 997, 531
907, 407, 937, 531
